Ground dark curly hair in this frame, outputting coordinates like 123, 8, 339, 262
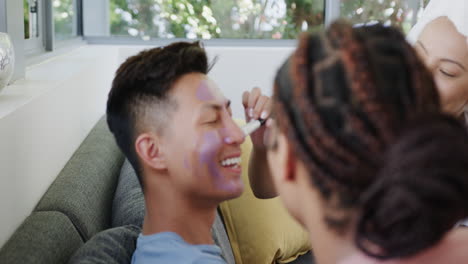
107, 41, 212, 185
273, 21, 468, 259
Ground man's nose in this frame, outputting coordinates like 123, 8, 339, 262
223, 118, 245, 145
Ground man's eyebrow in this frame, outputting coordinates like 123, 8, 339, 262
201, 103, 223, 111
200, 100, 231, 113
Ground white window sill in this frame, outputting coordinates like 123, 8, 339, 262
0, 43, 88, 120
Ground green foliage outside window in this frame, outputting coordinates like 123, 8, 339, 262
24, 0, 432, 41
24, 0, 30, 39
341, 0, 430, 33
110, 0, 325, 39
109, 0, 430, 40
54, 0, 76, 40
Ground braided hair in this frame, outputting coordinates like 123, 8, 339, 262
273, 21, 468, 259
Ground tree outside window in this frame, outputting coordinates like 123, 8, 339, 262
110, 0, 325, 39
54, 0, 77, 41
341, 0, 430, 33
109, 0, 431, 40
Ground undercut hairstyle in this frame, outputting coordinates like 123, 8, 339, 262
274, 21, 468, 259
107, 41, 211, 185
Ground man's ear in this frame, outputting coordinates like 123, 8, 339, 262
135, 133, 167, 170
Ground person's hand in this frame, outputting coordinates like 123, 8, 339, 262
242, 87, 271, 149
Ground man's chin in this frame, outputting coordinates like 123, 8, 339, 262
230, 182, 245, 199
221, 179, 244, 200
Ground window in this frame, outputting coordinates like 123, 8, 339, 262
109, 0, 325, 40
340, 0, 431, 33
106, 0, 432, 40
24, 0, 39, 39
53, 0, 78, 41
24, 0, 44, 54
23, 0, 81, 55
4, 0, 435, 81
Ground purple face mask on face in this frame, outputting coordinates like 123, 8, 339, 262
183, 156, 191, 170
196, 80, 216, 101
196, 130, 234, 191
190, 80, 241, 191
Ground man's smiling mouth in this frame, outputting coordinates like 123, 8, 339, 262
220, 156, 241, 168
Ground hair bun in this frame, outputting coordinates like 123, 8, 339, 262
356, 114, 468, 259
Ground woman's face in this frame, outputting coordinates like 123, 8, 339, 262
264, 117, 304, 222
415, 17, 468, 116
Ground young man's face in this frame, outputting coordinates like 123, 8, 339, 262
159, 73, 245, 203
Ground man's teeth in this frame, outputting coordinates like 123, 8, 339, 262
220, 157, 241, 167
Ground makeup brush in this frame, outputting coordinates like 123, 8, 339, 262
241, 119, 267, 136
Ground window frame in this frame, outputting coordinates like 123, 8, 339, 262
46, 0, 84, 51
24, 0, 46, 56
1, 0, 427, 82
0, 0, 84, 81
325, 0, 340, 26
85, 0, 425, 45
53, 0, 81, 42
84, 0, 338, 46
3, 0, 334, 82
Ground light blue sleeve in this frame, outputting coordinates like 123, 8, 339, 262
132, 248, 227, 264
131, 234, 227, 264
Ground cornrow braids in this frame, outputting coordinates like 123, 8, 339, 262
273, 21, 440, 233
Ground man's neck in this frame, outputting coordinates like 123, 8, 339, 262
142, 184, 218, 245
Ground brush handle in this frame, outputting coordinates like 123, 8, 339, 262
241, 119, 265, 136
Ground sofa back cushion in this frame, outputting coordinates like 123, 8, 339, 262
0, 211, 83, 264
69, 225, 140, 264
35, 117, 125, 241
112, 159, 144, 228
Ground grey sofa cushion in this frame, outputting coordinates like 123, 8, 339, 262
35, 117, 125, 241
213, 211, 235, 264
68, 225, 140, 264
0, 211, 83, 264
112, 159, 145, 227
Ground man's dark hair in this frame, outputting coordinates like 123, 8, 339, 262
106, 41, 210, 185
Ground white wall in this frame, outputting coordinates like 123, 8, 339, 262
0, 45, 119, 247
118, 46, 294, 118
0, 44, 293, 247
209, 47, 293, 118
83, 0, 110, 36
